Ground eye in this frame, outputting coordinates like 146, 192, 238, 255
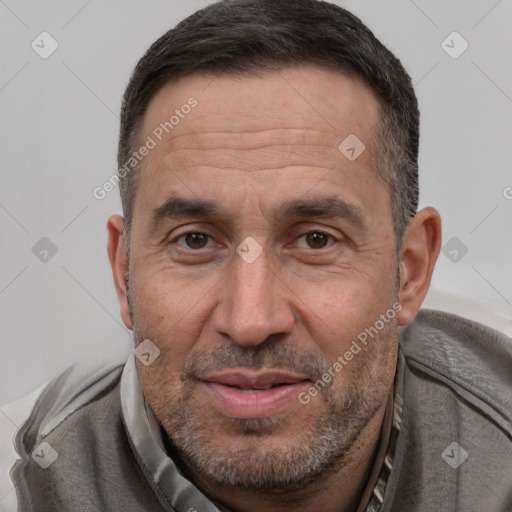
296, 231, 336, 250
175, 232, 212, 249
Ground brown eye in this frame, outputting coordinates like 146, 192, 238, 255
184, 232, 209, 249
305, 232, 330, 249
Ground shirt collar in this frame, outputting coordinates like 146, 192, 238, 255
120, 353, 221, 512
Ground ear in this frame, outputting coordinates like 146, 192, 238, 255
397, 207, 442, 326
107, 214, 132, 329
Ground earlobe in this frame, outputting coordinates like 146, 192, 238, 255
397, 207, 442, 326
107, 214, 133, 329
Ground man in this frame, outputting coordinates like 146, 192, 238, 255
6, 0, 512, 510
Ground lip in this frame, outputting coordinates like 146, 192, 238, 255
200, 368, 310, 419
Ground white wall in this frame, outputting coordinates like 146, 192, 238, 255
1, 0, 511, 405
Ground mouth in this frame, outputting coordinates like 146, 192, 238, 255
199, 369, 311, 419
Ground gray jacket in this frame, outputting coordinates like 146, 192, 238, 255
10, 310, 512, 511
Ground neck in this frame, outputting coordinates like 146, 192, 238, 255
179, 398, 390, 512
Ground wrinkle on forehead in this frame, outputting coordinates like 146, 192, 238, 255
140, 64, 381, 152
135, 67, 382, 212
133, 65, 389, 232
161, 127, 342, 153
160, 145, 344, 175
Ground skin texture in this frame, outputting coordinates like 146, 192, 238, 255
108, 65, 441, 512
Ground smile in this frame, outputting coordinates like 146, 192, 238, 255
200, 368, 311, 418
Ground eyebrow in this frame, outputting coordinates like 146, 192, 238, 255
150, 195, 365, 231
151, 196, 226, 231
274, 197, 365, 228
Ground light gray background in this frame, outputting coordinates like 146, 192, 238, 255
1, 0, 511, 406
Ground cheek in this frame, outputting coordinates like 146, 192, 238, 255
327, 316, 398, 397
296, 265, 395, 323
294, 269, 398, 368
131, 280, 179, 383
133, 265, 207, 328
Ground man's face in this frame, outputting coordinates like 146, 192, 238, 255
126, 66, 400, 491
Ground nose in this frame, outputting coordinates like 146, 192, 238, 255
211, 249, 295, 347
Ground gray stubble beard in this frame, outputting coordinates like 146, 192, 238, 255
129, 285, 398, 494
158, 353, 391, 494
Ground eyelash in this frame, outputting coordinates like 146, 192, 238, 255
170, 230, 338, 251
172, 232, 217, 250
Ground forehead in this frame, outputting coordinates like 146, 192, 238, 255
133, 65, 387, 224
141, 65, 380, 143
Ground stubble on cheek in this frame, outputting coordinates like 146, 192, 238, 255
134, 317, 398, 493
